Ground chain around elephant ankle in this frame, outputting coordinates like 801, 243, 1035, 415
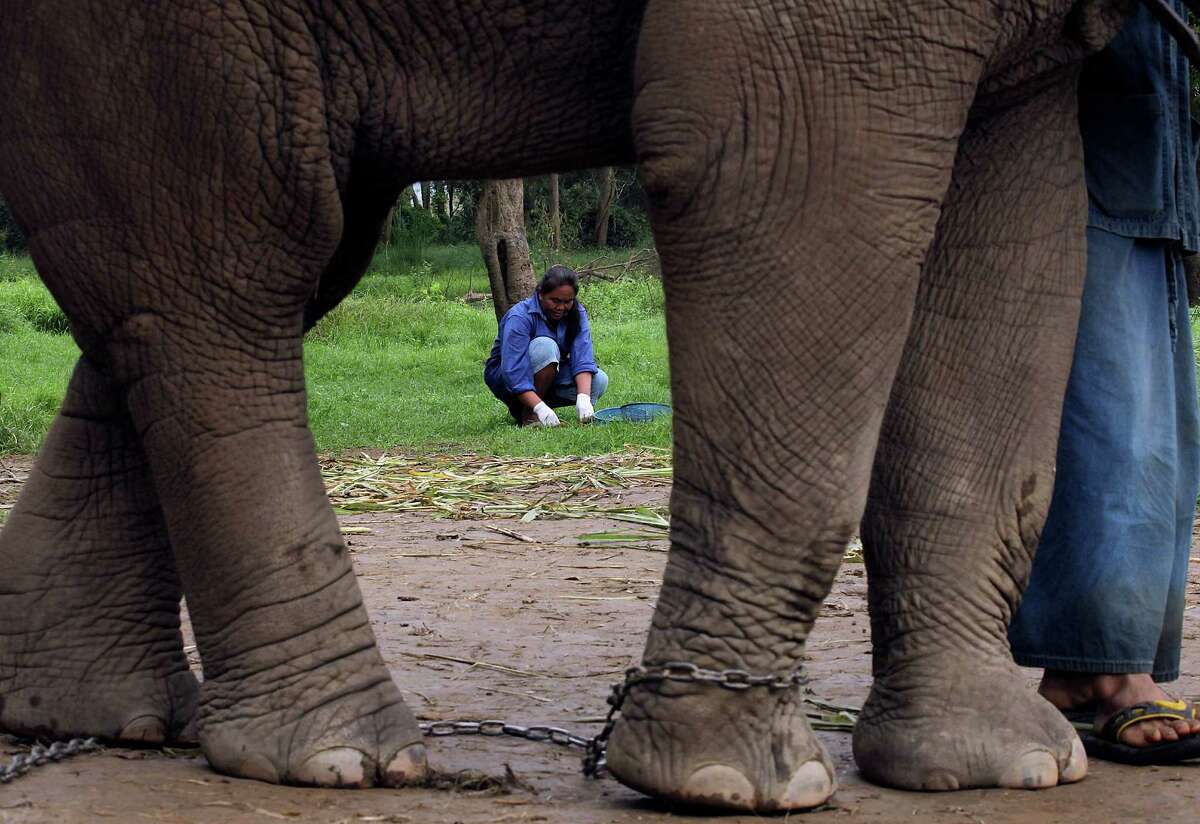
582, 661, 808, 777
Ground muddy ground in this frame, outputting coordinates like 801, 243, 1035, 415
1, 458, 1198, 823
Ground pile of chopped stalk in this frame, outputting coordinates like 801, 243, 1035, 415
321, 447, 672, 524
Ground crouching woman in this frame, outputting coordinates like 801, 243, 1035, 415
484, 265, 609, 427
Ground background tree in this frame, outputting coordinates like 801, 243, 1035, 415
522, 168, 648, 249
0, 194, 27, 253
549, 173, 561, 250
476, 179, 536, 320
594, 167, 615, 247
382, 169, 650, 255
430, 182, 448, 217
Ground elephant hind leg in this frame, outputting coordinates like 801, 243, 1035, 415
0, 357, 198, 744
853, 68, 1089, 791
605, 0, 989, 812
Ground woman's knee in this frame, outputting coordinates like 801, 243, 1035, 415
528, 337, 561, 373
591, 369, 609, 400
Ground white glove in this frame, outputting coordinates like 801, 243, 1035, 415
576, 393, 595, 423
532, 401, 561, 428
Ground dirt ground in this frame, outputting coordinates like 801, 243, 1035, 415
1, 459, 1199, 823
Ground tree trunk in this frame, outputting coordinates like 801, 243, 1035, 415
549, 173, 561, 251
446, 182, 455, 218
476, 179, 536, 321
409, 185, 420, 209
383, 206, 396, 247
421, 182, 432, 210
594, 166, 615, 247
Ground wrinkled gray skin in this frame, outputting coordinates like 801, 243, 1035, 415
0, 0, 1133, 812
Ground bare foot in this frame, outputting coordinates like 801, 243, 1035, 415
1039, 671, 1200, 747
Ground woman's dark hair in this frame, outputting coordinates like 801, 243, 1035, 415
537, 264, 579, 296
537, 265, 581, 337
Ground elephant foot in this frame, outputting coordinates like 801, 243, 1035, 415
198, 667, 427, 788
604, 679, 837, 811
852, 660, 1087, 791
0, 650, 200, 746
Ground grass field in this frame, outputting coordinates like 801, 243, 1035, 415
0, 245, 670, 456
6, 246, 1200, 459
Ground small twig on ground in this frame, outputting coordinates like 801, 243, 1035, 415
486, 525, 538, 543
401, 651, 540, 678
486, 687, 553, 704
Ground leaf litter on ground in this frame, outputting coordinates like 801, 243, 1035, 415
321, 449, 866, 561
321, 447, 672, 525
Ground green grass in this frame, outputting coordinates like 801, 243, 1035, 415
0, 245, 671, 456
0, 331, 77, 453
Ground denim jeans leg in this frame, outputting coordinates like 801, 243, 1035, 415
1009, 231, 1188, 676
1150, 249, 1200, 680
548, 368, 608, 407
527, 337, 561, 374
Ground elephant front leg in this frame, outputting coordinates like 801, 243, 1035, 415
0, 358, 198, 744
106, 314, 426, 788
605, 1, 987, 811
853, 70, 1089, 791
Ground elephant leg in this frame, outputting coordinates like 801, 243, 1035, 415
852, 69, 1089, 790
0, 357, 198, 743
100, 292, 426, 788
605, 1, 988, 811
0, 4, 420, 786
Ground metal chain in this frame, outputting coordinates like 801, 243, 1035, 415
419, 661, 806, 778
420, 720, 592, 749
583, 662, 807, 776
0, 738, 102, 784
0, 663, 801, 785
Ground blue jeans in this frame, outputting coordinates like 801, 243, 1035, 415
494, 337, 609, 420
1009, 229, 1200, 681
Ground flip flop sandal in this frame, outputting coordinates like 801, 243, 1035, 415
1071, 700, 1200, 766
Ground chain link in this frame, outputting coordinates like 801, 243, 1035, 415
417, 661, 806, 778
0, 738, 102, 784
419, 720, 592, 750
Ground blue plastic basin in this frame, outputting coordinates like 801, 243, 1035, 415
594, 402, 672, 423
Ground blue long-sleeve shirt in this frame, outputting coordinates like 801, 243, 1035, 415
484, 295, 598, 396
1079, 0, 1200, 251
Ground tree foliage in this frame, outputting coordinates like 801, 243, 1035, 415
525, 167, 648, 248
390, 168, 649, 252
0, 195, 27, 253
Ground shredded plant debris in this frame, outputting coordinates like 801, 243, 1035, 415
321, 448, 672, 523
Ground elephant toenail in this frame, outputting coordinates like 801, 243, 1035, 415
384, 743, 428, 785
1059, 736, 1088, 783
118, 715, 167, 744
998, 750, 1057, 789
681, 765, 757, 810
235, 754, 280, 784
779, 759, 836, 808
292, 748, 369, 787
921, 770, 960, 791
